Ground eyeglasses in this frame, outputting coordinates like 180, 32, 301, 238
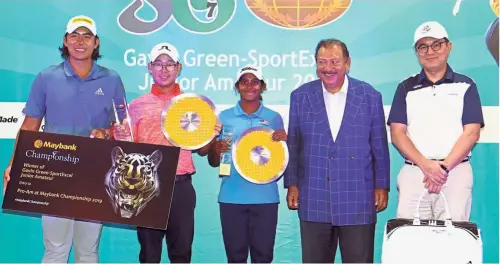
415, 39, 449, 54
151, 62, 177, 72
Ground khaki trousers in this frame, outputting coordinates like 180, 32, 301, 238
41, 215, 102, 263
396, 161, 473, 221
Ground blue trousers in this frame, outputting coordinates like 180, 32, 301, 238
219, 202, 278, 263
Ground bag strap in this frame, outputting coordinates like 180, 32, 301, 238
413, 190, 453, 227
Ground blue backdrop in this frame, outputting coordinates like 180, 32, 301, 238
0, 0, 498, 263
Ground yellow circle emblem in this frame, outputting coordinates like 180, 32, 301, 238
34, 140, 43, 148
161, 93, 217, 150
233, 127, 289, 184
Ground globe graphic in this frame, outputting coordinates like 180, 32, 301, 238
245, 0, 352, 29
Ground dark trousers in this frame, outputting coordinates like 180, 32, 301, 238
137, 177, 196, 263
219, 203, 279, 263
300, 220, 376, 263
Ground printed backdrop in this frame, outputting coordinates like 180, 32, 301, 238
0, 0, 498, 263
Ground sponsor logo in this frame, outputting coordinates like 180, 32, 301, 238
117, 0, 236, 35
95, 88, 104, 96
72, 17, 93, 25
33, 140, 77, 151
245, 0, 352, 30
0, 116, 18, 123
259, 120, 269, 126
241, 66, 257, 72
34, 140, 43, 148
159, 45, 171, 51
421, 25, 431, 33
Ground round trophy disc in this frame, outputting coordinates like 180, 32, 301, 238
161, 93, 218, 150
232, 127, 289, 184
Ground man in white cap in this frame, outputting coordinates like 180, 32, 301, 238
387, 21, 484, 221
120, 42, 220, 263
61, 15, 100, 62
3, 15, 127, 263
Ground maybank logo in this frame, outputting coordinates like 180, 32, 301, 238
117, 0, 236, 35
33, 140, 77, 151
34, 140, 43, 148
245, 0, 352, 30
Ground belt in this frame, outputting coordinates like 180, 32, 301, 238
175, 174, 193, 182
404, 157, 470, 166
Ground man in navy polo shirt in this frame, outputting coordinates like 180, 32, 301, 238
3, 15, 127, 263
387, 21, 484, 221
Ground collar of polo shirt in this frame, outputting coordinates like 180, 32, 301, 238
150, 83, 181, 97
63, 60, 100, 80
233, 100, 264, 117
417, 63, 455, 85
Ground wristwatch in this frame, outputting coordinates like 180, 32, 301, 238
440, 164, 450, 173
104, 129, 111, 139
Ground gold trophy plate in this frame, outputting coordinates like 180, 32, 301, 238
161, 93, 217, 150
232, 127, 289, 184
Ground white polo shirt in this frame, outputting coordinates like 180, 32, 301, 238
387, 65, 484, 159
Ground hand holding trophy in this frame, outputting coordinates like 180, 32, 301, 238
232, 127, 289, 184
218, 125, 235, 177
112, 97, 134, 142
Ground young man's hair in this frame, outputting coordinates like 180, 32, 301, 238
234, 80, 267, 101
58, 33, 102, 61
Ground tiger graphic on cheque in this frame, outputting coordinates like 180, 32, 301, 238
104, 146, 163, 218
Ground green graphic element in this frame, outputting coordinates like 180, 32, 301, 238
172, 0, 236, 34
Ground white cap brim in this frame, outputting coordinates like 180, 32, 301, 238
67, 23, 97, 35
413, 32, 448, 46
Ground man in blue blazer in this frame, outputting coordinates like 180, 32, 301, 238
284, 39, 390, 263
